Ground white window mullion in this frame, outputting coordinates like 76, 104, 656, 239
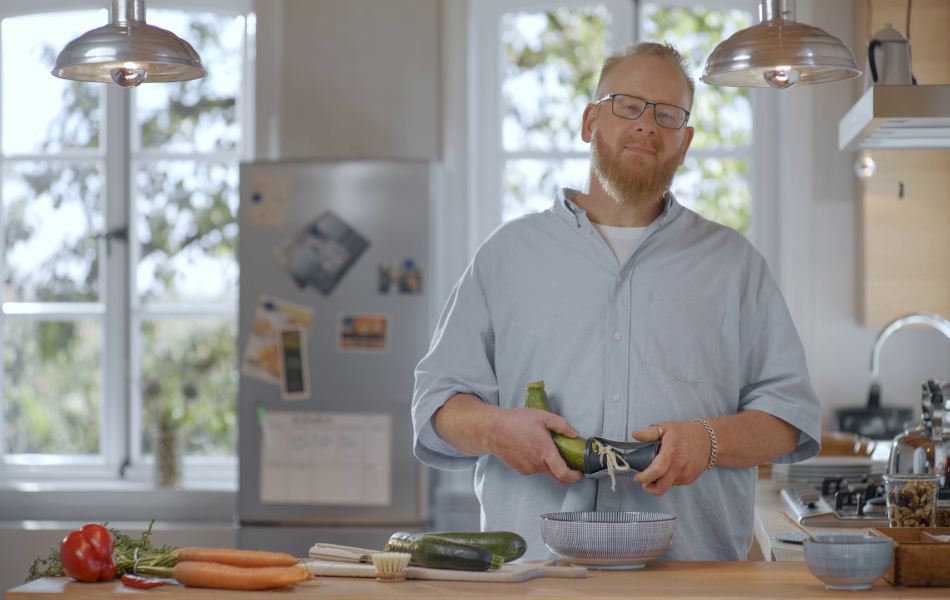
103, 84, 131, 478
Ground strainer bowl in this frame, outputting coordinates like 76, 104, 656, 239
539, 511, 675, 570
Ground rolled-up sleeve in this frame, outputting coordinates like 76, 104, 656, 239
738, 287, 822, 464
412, 254, 499, 471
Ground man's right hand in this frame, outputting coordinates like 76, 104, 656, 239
483, 407, 583, 484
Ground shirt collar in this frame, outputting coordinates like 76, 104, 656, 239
553, 187, 682, 228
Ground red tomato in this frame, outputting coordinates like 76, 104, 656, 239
59, 524, 117, 583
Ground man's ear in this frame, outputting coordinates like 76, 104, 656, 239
581, 103, 598, 143
677, 126, 695, 166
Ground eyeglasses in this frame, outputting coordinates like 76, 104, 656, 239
595, 94, 690, 130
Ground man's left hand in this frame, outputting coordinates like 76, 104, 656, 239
630, 421, 711, 497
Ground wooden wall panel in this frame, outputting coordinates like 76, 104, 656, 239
852, 0, 950, 326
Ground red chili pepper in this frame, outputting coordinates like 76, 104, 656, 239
60, 524, 116, 583
121, 574, 165, 589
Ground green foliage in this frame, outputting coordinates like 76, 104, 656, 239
503, 7, 610, 151
141, 320, 237, 455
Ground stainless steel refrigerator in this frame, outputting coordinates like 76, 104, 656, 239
235, 159, 435, 555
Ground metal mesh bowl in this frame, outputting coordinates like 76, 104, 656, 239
539, 511, 676, 569
802, 534, 894, 591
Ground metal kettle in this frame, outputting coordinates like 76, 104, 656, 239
887, 380, 950, 501
866, 23, 916, 88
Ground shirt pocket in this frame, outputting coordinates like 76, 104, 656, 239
644, 287, 726, 384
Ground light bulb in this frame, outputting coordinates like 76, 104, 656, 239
763, 66, 801, 90
111, 62, 148, 88
854, 151, 877, 178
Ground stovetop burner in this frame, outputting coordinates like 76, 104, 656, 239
780, 475, 889, 528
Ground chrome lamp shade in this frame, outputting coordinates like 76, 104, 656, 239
52, 0, 205, 87
701, 0, 860, 89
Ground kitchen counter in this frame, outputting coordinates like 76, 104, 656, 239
752, 478, 871, 561
8, 563, 948, 599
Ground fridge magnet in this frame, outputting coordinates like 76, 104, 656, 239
246, 172, 289, 227
272, 211, 370, 295
240, 295, 315, 385
277, 327, 310, 401
377, 258, 423, 295
337, 313, 389, 352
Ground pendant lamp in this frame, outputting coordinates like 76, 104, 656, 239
701, 0, 860, 90
51, 0, 205, 88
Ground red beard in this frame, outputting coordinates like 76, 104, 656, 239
590, 124, 682, 208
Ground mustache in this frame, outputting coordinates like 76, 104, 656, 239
619, 135, 662, 153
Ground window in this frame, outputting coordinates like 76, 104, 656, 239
641, 1, 755, 235
471, 0, 760, 249
0, 1, 252, 483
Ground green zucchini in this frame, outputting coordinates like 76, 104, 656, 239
426, 531, 527, 561
384, 532, 504, 571
525, 381, 587, 471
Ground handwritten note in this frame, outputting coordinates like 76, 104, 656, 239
260, 411, 392, 506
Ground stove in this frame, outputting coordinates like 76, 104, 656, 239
780, 476, 890, 528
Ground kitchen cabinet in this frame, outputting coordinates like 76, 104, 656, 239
852, 1, 950, 326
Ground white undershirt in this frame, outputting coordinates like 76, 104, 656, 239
591, 222, 647, 266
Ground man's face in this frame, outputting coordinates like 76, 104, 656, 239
583, 55, 695, 207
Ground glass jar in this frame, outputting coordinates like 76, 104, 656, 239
937, 501, 950, 528
884, 474, 939, 527
152, 427, 184, 489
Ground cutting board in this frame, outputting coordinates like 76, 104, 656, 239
301, 559, 587, 583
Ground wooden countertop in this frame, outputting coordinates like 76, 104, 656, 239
8, 563, 948, 599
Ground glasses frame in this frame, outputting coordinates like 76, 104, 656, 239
595, 93, 691, 130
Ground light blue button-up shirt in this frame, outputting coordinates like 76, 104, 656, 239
412, 189, 821, 561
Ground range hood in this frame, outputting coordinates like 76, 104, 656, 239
838, 84, 950, 151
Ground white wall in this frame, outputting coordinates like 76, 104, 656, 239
254, 0, 441, 161
777, 0, 950, 432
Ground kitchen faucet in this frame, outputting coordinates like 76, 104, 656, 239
870, 312, 950, 378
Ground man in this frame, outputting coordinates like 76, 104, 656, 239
411, 42, 821, 561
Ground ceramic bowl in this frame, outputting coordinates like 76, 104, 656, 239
802, 533, 894, 590
539, 511, 675, 570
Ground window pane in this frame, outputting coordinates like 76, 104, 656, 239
136, 11, 244, 153
641, 4, 753, 149
136, 161, 238, 304
140, 319, 237, 456
3, 162, 104, 302
502, 7, 611, 152
5, 320, 101, 454
1, 11, 104, 155
672, 157, 751, 236
503, 159, 589, 222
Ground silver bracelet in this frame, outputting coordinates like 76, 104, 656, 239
693, 418, 717, 472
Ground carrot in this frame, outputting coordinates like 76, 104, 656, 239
172, 562, 313, 590
174, 548, 299, 568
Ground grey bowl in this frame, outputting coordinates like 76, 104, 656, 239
802, 534, 894, 590
539, 511, 675, 570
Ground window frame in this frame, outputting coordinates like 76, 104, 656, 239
0, 0, 252, 486
468, 0, 781, 276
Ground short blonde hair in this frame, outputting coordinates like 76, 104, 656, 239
594, 42, 695, 108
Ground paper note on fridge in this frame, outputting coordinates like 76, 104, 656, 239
246, 173, 290, 227
260, 411, 392, 506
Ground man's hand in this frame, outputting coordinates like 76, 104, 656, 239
484, 408, 584, 484
630, 421, 711, 497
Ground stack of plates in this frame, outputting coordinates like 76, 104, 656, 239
771, 456, 886, 485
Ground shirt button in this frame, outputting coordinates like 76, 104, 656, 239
613, 333, 621, 341
612, 394, 620, 402
615, 276, 622, 283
